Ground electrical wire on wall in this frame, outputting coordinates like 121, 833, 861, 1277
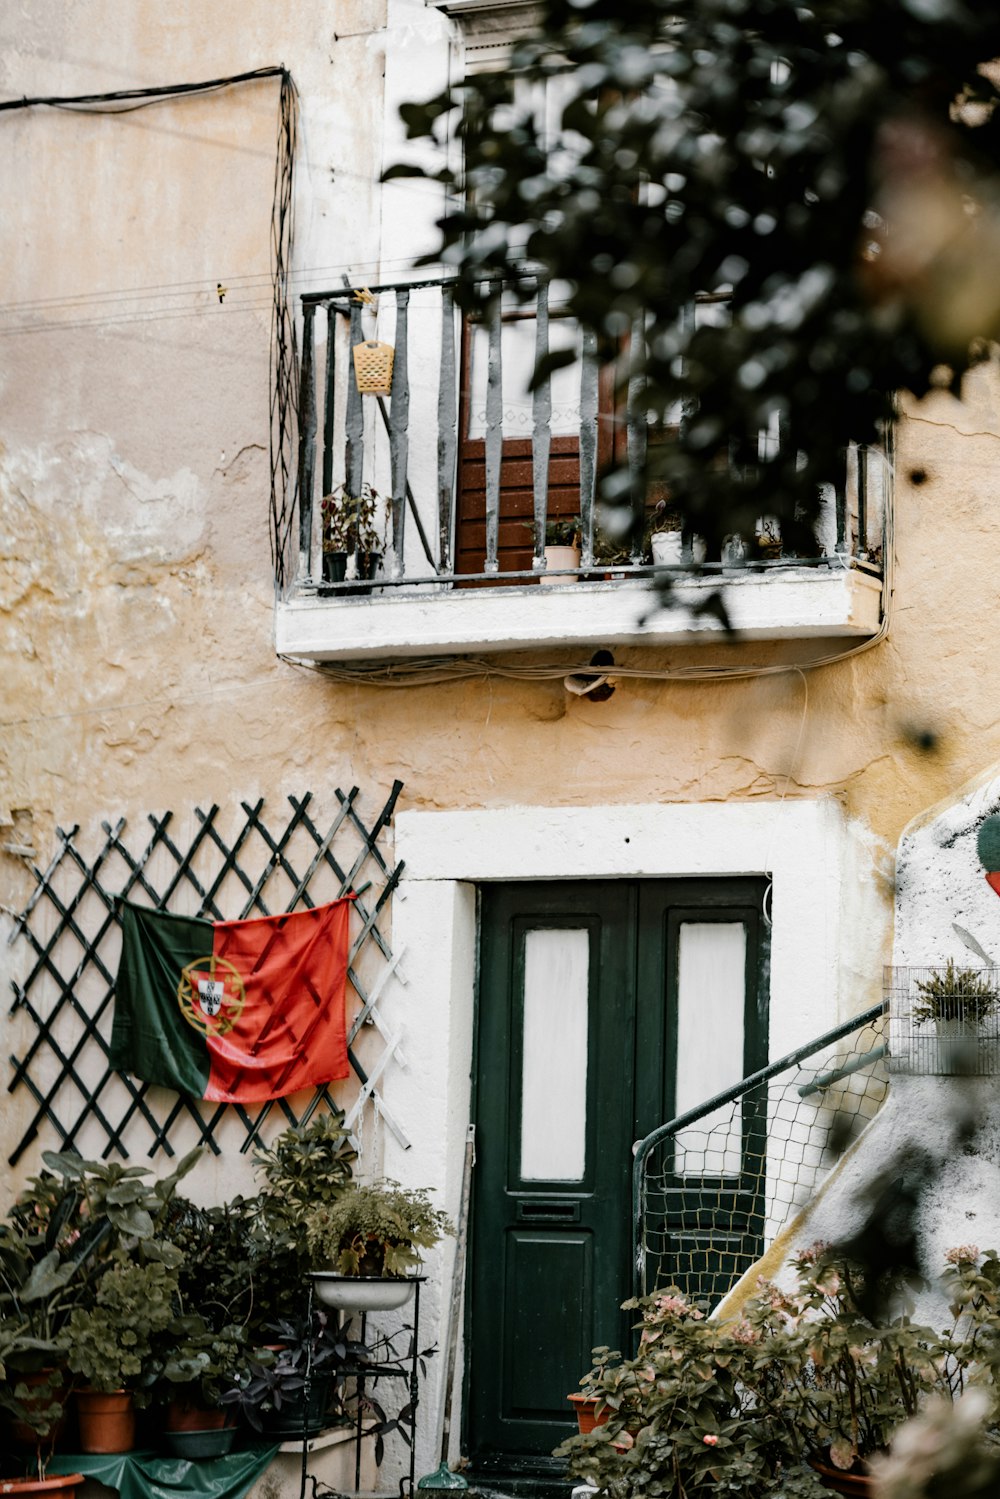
0, 65, 300, 589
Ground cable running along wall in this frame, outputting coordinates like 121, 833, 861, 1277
0, 66, 300, 590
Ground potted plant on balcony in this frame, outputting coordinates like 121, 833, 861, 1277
538, 516, 582, 585
647, 500, 685, 566
321, 483, 388, 592
754, 519, 783, 561
305, 1180, 452, 1311
912, 961, 1000, 1038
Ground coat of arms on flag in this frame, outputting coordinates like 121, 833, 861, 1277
111, 897, 354, 1103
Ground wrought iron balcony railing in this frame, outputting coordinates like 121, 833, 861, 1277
287, 275, 888, 597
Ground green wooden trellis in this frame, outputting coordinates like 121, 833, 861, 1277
5, 784, 407, 1165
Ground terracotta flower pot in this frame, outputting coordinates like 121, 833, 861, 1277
75, 1389, 135, 1454
566, 1392, 608, 1435
165, 1398, 227, 1433
0, 1475, 84, 1499
807, 1454, 875, 1497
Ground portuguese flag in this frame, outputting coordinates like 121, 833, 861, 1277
111, 897, 354, 1103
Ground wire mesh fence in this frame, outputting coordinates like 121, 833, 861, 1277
633, 1003, 889, 1306
885, 964, 1000, 1077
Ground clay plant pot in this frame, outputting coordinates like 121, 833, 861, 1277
165, 1398, 227, 1433
75, 1389, 135, 1455
540, 544, 581, 585
566, 1392, 609, 1435
0, 1475, 85, 1499
807, 1454, 875, 1497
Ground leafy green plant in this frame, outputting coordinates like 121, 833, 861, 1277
522, 515, 583, 548
221, 1309, 358, 1435
305, 1180, 452, 1278
912, 961, 1000, 1027
252, 1108, 357, 1225
545, 516, 582, 547
164, 1193, 311, 1359
321, 483, 387, 555
0, 1147, 200, 1475
62, 1254, 179, 1396
556, 1246, 1000, 1498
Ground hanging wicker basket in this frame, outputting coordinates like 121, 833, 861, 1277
353, 340, 394, 395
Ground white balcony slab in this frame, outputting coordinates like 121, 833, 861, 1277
274, 565, 883, 663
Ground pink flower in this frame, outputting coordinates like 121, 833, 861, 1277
945, 1244, 980, 1265
703, 1434, 718, 1447
653, 1294, 689, 1317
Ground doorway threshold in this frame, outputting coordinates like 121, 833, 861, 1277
463, 1460, 573, 1499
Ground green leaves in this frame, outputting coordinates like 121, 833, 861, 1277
21, 1250, 79, 1304
392, 0, 1000, 547
305, 1179, 452, 1278
558, 1247, 1000, 1498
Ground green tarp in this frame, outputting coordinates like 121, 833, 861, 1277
49, 1446, 279, 1499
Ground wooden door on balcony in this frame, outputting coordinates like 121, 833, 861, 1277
454, 304, 618, 580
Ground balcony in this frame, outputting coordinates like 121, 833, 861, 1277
274, 276, 887, 664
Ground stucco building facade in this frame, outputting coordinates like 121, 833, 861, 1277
3, 2, 1000, 1490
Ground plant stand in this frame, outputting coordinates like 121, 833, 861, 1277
292, 1278, 425, 1498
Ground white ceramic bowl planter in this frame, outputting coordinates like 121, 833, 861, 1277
309, 1272, 417, 1311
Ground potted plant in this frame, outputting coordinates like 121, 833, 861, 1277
0, 1147, 200, 1478
62, 1254, 180, 1454
912, 960, 1000, 1036
221, 1309, 363, 1441
252, 1108, 358, 1225
647, 500, 685, 566
320, 482, 388, 590
754, 519, 783, 560
555, 1245, 1000, 1499
0, 1334, 78, 1495
534, 516, 582, 585
305, 1180, 452, 1311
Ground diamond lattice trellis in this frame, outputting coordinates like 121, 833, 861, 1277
5, 784, 408, 1165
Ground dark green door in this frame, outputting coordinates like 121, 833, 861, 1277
465, 878, 767, 1479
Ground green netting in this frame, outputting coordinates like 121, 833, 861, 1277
634, 1006, 889, 1305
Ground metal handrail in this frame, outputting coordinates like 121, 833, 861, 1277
631, 999, 888, 1296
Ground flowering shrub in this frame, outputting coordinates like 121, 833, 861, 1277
555, 1247, 1000, 1498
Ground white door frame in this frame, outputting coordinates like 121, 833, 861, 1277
381, 798, 884, 1478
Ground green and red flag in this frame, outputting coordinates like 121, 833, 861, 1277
979, 815, 1000, 899
111, 898, 354, 1102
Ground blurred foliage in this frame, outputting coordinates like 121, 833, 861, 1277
391, 1, 1000, 553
